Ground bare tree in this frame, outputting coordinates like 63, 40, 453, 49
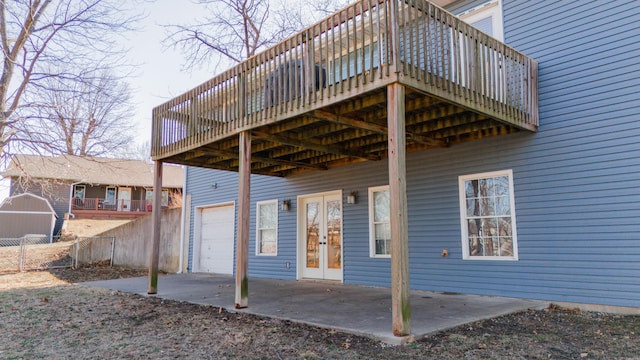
17, 71, 136, 157
131, 140, 152, 163
164, 0, 349, 70
0, 0, 141, 164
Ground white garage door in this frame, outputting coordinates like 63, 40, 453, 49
198, 204, 235, 274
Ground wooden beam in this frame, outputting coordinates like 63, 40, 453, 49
235, 131, 250, 308
312, 109, 445, 147
199, 146, 328, 171
312, 110, 387, 133
252, 130, 380, 161
388, 83, 411, 337
147, 161, 163, 295
184, 150, 207, 161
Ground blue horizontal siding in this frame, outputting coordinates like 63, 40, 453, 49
184, 0, 640, 308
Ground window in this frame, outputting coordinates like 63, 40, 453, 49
73, 185, 85, 199
105, 186, 116, 204
72, 184, 86, 209
145, 189, 169, 207
369, 185, 390, 258
458, 0, 504, 41
256, 200, 278, 256
459, 170, 518, 260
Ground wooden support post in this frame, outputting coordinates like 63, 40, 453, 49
148, 161, 163, 294
387, 83, 411, 336
235, 131, 251, 308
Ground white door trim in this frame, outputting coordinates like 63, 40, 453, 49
296, 190, 343, 282
117, 187, 132, 211
193, 201, 236, 273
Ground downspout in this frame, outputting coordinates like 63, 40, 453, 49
177, 167, 187, 273
67, 181, 82, 219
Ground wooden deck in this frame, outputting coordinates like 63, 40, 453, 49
151, 0, 538, 177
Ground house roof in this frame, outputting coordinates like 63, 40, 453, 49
1, 155, 184, 189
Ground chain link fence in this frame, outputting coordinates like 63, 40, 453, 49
0, 236, 116, 273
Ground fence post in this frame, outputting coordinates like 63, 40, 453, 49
75, 237, 80, 268
110, 236, 116, 266
19, 236, 25, 272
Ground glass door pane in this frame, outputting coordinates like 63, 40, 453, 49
306, 201, 320, 269
326, 200, 341, 270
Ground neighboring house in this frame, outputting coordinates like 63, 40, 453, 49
1, 155, 184, 235
0, 193, 57, 241
149, 0, 640, 334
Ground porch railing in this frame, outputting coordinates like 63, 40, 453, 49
152, 0, 538, 160
72, 198, 150, 212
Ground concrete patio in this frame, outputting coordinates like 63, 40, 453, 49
82, 273, 547, 344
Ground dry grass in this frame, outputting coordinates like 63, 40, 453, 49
1, 266, 639, 359
62, 219, 132, 237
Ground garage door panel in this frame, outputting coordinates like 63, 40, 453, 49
198, 204, 235, 274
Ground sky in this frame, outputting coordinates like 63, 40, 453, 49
125, 0, 215, 144
0, 0, 215, 203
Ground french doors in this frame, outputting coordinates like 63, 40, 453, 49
298, 191, 343, 281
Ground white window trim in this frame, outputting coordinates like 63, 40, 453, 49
105, 186, 116, 203
458, 169, 518, 261
368, 185, 391, 258
74, 184, 86, 199
256, 199, 278, 256
459, 0, 504, 42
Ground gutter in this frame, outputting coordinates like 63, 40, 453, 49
67, 181, 82, 219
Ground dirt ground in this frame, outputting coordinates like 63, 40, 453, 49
1, 266, 638, 359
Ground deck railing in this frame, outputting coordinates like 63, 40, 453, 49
72, 198, 150, 213
152, 0, 537, 160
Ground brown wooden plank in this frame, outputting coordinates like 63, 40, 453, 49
387, 83, 411, 337
235, 131, 251, 308
252, 129, 380, 161
204, 146, 328, 171
182, 193, 192, 273
147, 160, 163, 294
313, 109, 444, 147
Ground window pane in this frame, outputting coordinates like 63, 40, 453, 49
375, 223, 390, 240
467, 219, 480, 237
497, 237, 513, 256
497, 217, 512, 236
478, 178, 490, 197
495, 176, 509, 195
74, 186, 85, 199
106, 188, 116, 203
259, 229, 277, 254
466, 198, 478, 217
374, 223, 390, 255
373, 190, 389, 222
465, 180, 477, 199
484, 218, 498, 237
375, 238, 390, 256
468, 232, 481, 256
306, 202, 319, 268
259, 203, 277, 228
260, 228, 276, 243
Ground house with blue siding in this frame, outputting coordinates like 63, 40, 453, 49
148, 0, 640, 336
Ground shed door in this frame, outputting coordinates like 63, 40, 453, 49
198, 204, 235, 274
